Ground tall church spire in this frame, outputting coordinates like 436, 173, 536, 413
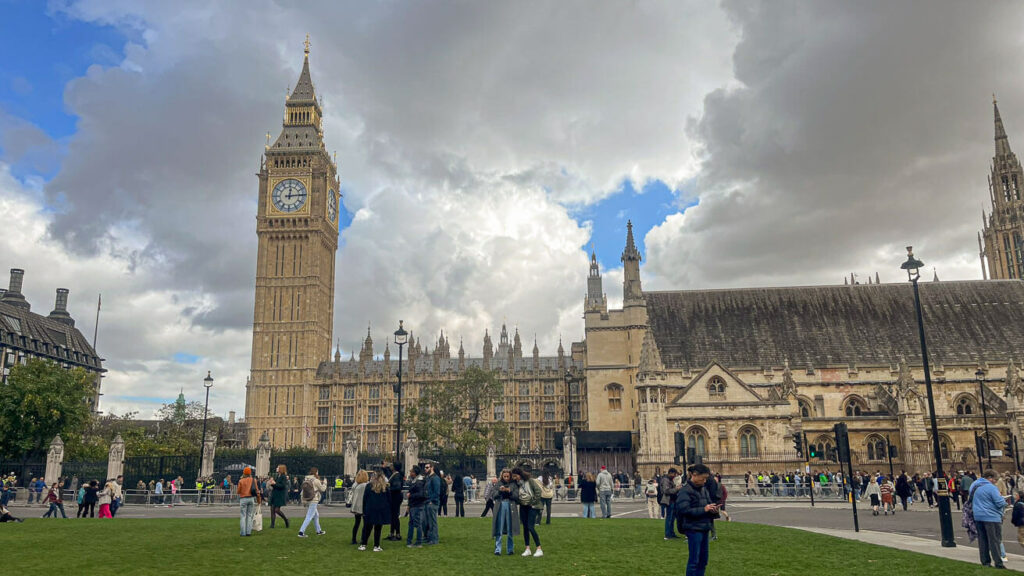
586, 249, 607, 314
622, 220, 644, 305
995, 95, 1012, 157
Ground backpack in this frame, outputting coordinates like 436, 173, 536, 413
301, 478, 316, 501
520, 479, 542, 507
962, 483, 980, 542
540, 480, 554, 500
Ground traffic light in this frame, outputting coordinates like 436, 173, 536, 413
687, 447, 698, 466
1004, 438, 1014, 458
825, 446, 836, 461
888, 444, 898, 458
794, 433, 804, 458
674, 431, 685, 465
976, 434, 987, 455
809, 443, 819, 459
833, 423, 851, 463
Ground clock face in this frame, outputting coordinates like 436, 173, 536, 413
271, 179, 307, 213
327, 189, 337, 222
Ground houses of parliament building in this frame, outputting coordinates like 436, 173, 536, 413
244, 43, 1024, 475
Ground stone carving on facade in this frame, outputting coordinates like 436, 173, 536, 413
107, 434, 125, 480
768, 360, 796, 401
45, 435, 64, 484
1005, 360, 1023, 402
255, 432, 272, 478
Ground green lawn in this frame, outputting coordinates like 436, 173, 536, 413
2, 516, 997, 575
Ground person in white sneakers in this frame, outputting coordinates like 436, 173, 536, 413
297, 467, 326, 538
511, 467, 544, 558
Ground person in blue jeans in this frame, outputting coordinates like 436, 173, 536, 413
405, 466, 426, 547
423, 463, 441, 544
971, 469, 1008, 569
659, 468, 681, 539
491, 469, 520, 555
579, 472, 597, 518
676, 464, 719, 576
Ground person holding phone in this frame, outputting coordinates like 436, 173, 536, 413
676, 464, 719, 576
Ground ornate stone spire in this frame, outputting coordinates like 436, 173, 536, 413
995, 94, 1012, 157
621, 220, 644, 304
636, 328, 664, 376
513, 327, 523, 359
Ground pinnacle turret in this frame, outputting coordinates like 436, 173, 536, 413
995, 95, 1012, 157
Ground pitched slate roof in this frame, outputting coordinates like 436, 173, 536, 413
0, 300, 103, 371
645, 280, 1024, 370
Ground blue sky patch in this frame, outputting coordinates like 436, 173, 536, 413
172, 352, 201, 364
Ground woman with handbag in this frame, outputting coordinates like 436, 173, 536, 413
350, 470, 369, 544
540, 471, 555, 524
359, 471, 391, 551
511, 467, 544, 557
269, 464, 289, 529
42, 482, 67, 518
236, 467, 260, 536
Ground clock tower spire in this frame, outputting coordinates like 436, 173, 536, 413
245, 38, 340, 448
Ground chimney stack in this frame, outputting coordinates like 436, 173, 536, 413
0, 268, 30, 310
228, 411, 236, 424
48, 288, 75, 327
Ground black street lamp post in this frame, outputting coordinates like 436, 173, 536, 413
901, 246, 956, 548
976, 368, 994, 469
393, 321, 408, 464
198, 371, 213, 490
885, 434, 896, 480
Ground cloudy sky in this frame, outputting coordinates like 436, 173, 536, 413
2, 1, 1021, 418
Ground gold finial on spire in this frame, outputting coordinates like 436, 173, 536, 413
265, 132, 271, 150
994, 93, 998, 105
304, 34, 311, 56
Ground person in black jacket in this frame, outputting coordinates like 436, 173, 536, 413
386, 464, 403, 541
895, 471, 913, 511
676, 464, 718, 576
1011, 490, 1024, 549
360, 471, 393, 551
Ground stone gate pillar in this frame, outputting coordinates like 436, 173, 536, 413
255, 432, 272, 478
107, 434, 125, 480
343, 439, 358, 478
45, 435, 64, 485
562, 428, 577, 477
486, 444, 497, 479
403, 429, 419, 475
200, 435, 217, 478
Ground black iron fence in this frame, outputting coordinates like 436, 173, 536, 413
123, 455, 199, 488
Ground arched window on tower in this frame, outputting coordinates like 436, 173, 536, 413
955, 394, 976, 416
865, 435, 887, 461
798, 399, 814, 418
843, 397, 867, 417
708, 376, 726, 397
739, 426, 760, 458
687, 427, 708, 458
607, 384, 623, 411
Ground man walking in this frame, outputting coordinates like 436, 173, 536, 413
677, 464, 719, 576
971, 469, 1008, 569
110, 475, 123, 517
424, 463, 441, 544
405, 466, 426, 547
596, 466, 614, 518
387, 464, 403, 541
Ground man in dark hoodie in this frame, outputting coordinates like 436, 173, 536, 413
405, 465, 426, 547
676, 464, 718, 576
387, 464, 404, 541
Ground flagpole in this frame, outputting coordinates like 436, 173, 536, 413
92, 293, 102, 350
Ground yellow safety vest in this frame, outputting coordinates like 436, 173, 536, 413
197, 482, 204, 490
335, 478, 342, 488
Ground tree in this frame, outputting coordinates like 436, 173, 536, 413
0, 359, 95, 458
405, 366, 514, 454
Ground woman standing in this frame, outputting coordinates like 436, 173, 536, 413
97, 480, 114, 519
645, 477, 659, 518
269, 464, 290, 529
350, 470, 369, 544
452, 473, 466, 518
579, 472, 598, 519
236, 467, 261, 536
439, 472, 450, 517
865, 475, 882, 516
42, 482, 67, 518
540, 471, 554, 524
512, 468, 544, 557
297, 467, 326, 538
359, 471, 391, 552
895, 472, 912, 511
491, 469, 520, 556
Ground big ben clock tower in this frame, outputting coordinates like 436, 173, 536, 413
245, 37, 340, 447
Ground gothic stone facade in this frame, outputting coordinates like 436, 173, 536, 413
309, 326, 585, 454
982, 97, 1024, 280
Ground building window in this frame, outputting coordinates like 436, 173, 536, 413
544, 381, 555, 395
317, 407, 329, 426
519, 382, 530, 396
739, 427, 759, 458
369, 386, 380, 399
570, 402, 581, 422
812, 436, 836, 460
865, 435, 887, 461
708, 376, 726, 396
687, 428, 708, 457
367, 431, 380, 451
519, 428, 531, 448
607, 384, 623, 411
543, 402, 555, 421
939, 435, 951, 460
318, 386, 330, 401
545, 429, 555, 450
316, 432, 329, 452
843, 397, 867, 417
569, 381, 580, 395
494, 404, 505, 421
368, 405, 379, 424
955, 396, 975, 415
343, 406, 354, 425
798, 399, 813, 418
343, 386, 355, 399
519, 403, 530, 421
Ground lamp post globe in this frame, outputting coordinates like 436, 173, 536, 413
199, 371, 213, 493
901, 246, 956, 548
393, 321, 408, 464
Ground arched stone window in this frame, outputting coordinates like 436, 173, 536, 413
739, 426, 760, 458
687, 426, 708, 457
607, 383, 623, 411
955, 394, 976, 416
812, 435, 836, 460
708, 376, 726, 397
865, 435, 887, 461
843, 397, 867, 417
798, 398, 814, 418
939, 434, 953, 460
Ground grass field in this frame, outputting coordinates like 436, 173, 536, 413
2, 516, 999, 575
